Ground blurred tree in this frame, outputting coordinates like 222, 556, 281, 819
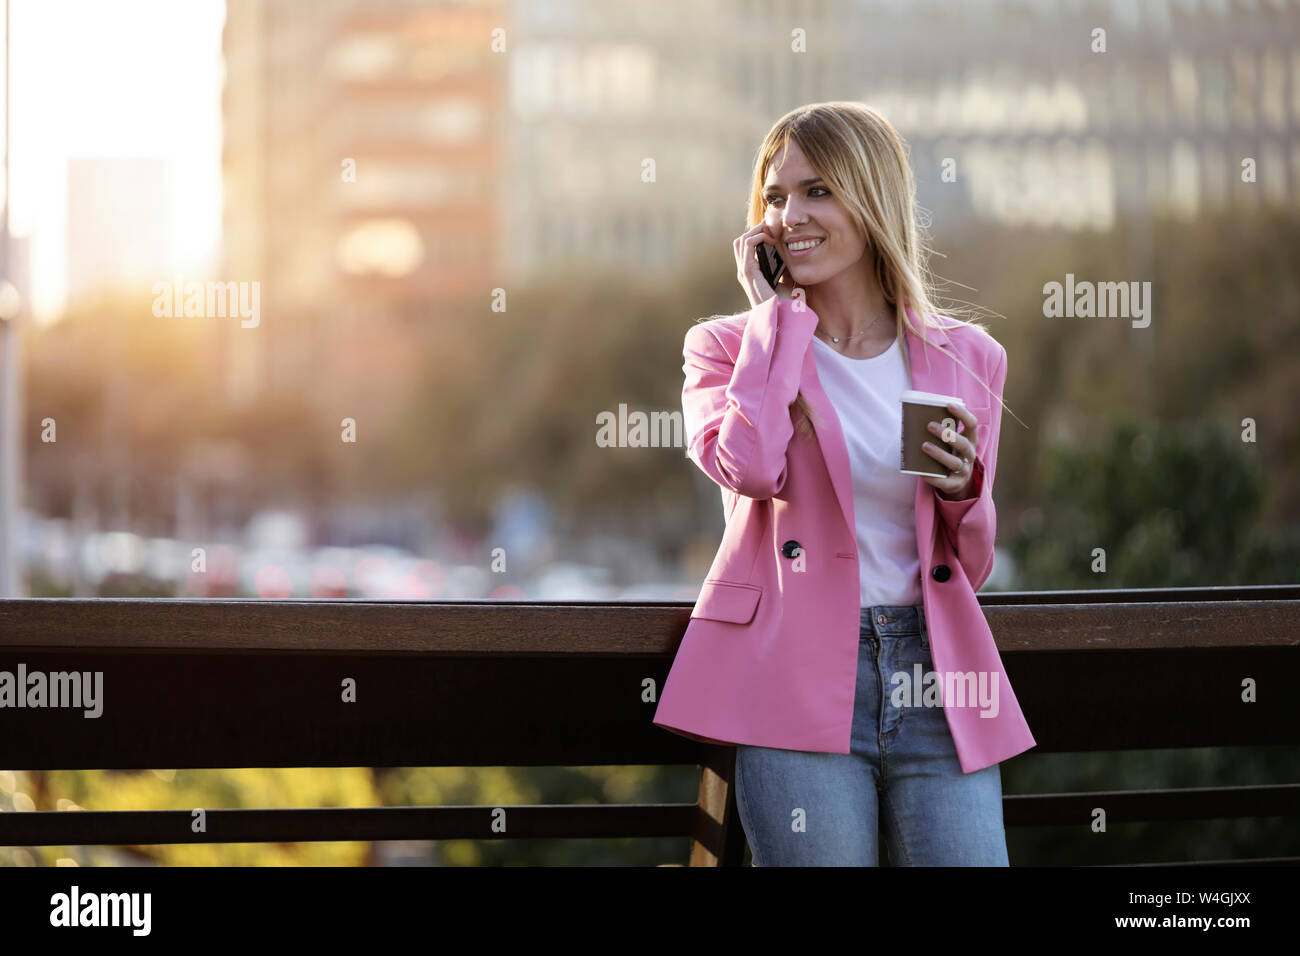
1009, 416, 1299, 588
2, 767, 379, 866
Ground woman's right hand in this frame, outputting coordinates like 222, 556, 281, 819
734, 221, 797, 308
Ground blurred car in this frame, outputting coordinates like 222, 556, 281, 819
616, 582, 701, 602
523, 562, 616, 600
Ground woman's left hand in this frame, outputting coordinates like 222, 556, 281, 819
921, 402, 979, 501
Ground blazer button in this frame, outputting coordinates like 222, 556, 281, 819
931, 564, 951, 582
782, 540, 802, 559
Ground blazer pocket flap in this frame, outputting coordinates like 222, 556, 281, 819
690, 580, 762, 624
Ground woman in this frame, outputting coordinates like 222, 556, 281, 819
652, 102, 1036, 866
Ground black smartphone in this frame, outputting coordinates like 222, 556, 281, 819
756, 239, 785, 291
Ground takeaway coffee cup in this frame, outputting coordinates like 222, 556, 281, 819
901, 390, 966, 477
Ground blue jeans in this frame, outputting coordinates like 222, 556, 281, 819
734, 604, 1010, 866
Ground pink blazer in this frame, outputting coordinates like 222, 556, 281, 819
652, 295, 1036, 773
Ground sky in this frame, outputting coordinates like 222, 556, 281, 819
7, 0, 225, 320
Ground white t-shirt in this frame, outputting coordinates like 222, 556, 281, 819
811, 334, 923, 608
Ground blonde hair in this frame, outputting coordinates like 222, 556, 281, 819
713, 101, 1012, 439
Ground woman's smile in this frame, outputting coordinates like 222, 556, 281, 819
785, 237, 824, 257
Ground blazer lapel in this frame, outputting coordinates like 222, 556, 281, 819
797, 306, 956, 572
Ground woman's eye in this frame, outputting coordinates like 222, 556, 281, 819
765, 188, 829, 205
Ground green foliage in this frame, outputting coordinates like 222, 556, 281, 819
1009, 416, 1280, 587
0, 764, 701, 867
1002, 747, 1300, 865
0, 768, 378, 866
371, 764, 698, 866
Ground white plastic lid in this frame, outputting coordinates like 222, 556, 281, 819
901, 389, 965, 406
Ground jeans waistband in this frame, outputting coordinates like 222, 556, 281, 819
859, 604, 926, 638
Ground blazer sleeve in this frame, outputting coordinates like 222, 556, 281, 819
682, 295, 819, 500
933, 340, 1007, 591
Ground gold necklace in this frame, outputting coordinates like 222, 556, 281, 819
816, 306, 886, 344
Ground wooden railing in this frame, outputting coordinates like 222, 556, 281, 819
0, 584, 1297, 865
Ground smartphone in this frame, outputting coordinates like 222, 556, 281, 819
756, 239, 786, 291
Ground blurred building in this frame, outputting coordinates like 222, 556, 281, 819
220, 0, 1300, 405
4, 234, 31, 312
506, 0, 1300, 257
221, 0, 503, 409
502, 1, 755, 277
860, 0, 1300, 231
66, 157, 175, 306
